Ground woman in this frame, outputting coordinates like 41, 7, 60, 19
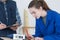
0, 0, 21, 38
27, 0, 60, 40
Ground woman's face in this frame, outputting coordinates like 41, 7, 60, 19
29, 7, 43, 19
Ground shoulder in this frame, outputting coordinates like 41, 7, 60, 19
47, 10, 60, 17
49, 10, 60, 21
11, 1, 16, 3
47, 10, 59, 15
7, 0, 16, 5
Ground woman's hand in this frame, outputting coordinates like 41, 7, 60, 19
10, 26, 18, 31
0, 23, 7, 30
26, 34, 34, 40
12, 21, 20, 27
35, 37, 44, 40
10, 22, 19, 31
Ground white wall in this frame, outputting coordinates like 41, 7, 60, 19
45, 0, 60, 13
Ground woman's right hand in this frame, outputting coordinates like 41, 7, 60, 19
24, 28, 34, 40
26, 34, 34, 40
0, 23, 7, 30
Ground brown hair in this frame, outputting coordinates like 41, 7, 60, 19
28, 0, 50, 11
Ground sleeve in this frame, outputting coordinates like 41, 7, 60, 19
33, 19, 42, 37
13, 1, 22, 26
16, 8, 22, 26
44, 13, 60, 40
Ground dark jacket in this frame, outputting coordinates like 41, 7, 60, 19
0, 0, 17, 37
0, 0, 17, 26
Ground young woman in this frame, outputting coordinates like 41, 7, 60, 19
27, 0, 60, 40
0, 0, 21, 38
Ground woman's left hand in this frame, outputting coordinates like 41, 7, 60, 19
12, 22, 19, 27
10, 26, 18, 31
35, 37, 44, 40
10, 22, 19, 31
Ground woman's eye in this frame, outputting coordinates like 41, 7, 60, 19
32, 12, 36, 14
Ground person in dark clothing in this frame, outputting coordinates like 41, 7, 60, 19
0, 0, 21, 38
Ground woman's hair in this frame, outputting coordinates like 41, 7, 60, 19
28, 0, 50, 11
